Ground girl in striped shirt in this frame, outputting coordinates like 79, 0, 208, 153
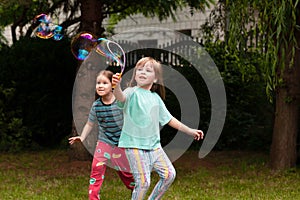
69, 70, 134, 200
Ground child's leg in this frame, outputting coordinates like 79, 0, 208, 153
148, 148, 176, 200
125, 148, 152, 200
111, 147, 135, 190
116, 171, 135, 190
88, 141, 110, 200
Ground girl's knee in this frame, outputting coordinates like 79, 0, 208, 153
141, 180, 151, 190
135, 179, 151, 191
167, 168, 176, 182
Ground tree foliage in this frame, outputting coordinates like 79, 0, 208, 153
214, 0, 300, 169
0, 37, 77, 150
224, 0, 299, 100
0, 0, 215, 44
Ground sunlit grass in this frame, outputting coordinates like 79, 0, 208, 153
0, 150, 300, 199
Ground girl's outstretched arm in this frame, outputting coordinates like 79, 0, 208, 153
68, 121, 94, 144
167, 117, 204, 141
112, 73, 126, 102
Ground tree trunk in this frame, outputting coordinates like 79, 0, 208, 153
11, 25, 17, 44
79, 0, 105, 36
69, 0, 105, 161
270, 87, 299, 170
270, 32, 300, 170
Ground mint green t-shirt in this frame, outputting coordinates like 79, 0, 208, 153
117, 86, 172, 150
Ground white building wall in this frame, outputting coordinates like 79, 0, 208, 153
108, 7, 211, 38
4, 26, 13, 45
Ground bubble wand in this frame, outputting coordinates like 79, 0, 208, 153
96, 39, 126, 80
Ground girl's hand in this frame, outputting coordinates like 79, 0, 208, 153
112, 73, 121, 87
167, 118, 204, 141
68, 136, 82, 145
192, 129, 204, 141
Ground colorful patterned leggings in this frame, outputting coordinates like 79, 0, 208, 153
89, 141, 135, 200
125, 148, 176, 200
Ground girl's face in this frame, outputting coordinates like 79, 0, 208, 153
95, 75, 112, 97
135, 61, 157, 90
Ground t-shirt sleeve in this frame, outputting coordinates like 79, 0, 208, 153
88, 104, 97, 123
117, 87, 134, 109
158, 95, 173, 126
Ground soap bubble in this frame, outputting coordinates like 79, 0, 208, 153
33, 13, 63, 41
70, 32, 98, 61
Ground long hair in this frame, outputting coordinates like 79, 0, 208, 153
94, 70, 113, 100
128, 57, 166, 100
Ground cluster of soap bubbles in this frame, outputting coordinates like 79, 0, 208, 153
33, 13, 63, 41
70, 32, 126, 70
32, 14, 125, 69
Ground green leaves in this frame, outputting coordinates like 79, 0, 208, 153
224, 0, 299, 101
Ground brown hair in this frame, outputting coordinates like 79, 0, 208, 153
95, 70, 113, 99
128, 57, 166, 100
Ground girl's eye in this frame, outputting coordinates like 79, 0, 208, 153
97, 82, 106, 84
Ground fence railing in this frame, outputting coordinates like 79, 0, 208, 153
108, 31, 261, 69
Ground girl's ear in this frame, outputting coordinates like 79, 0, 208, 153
154, 79, 158, 83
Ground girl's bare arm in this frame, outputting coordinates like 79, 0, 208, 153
112, 73, 126, 102
168, 117, 204, 140
68, 121, 94, 144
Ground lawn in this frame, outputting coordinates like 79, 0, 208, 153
0, 149, 300, 200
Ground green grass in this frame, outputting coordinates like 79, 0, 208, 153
0, 150, 300, 199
